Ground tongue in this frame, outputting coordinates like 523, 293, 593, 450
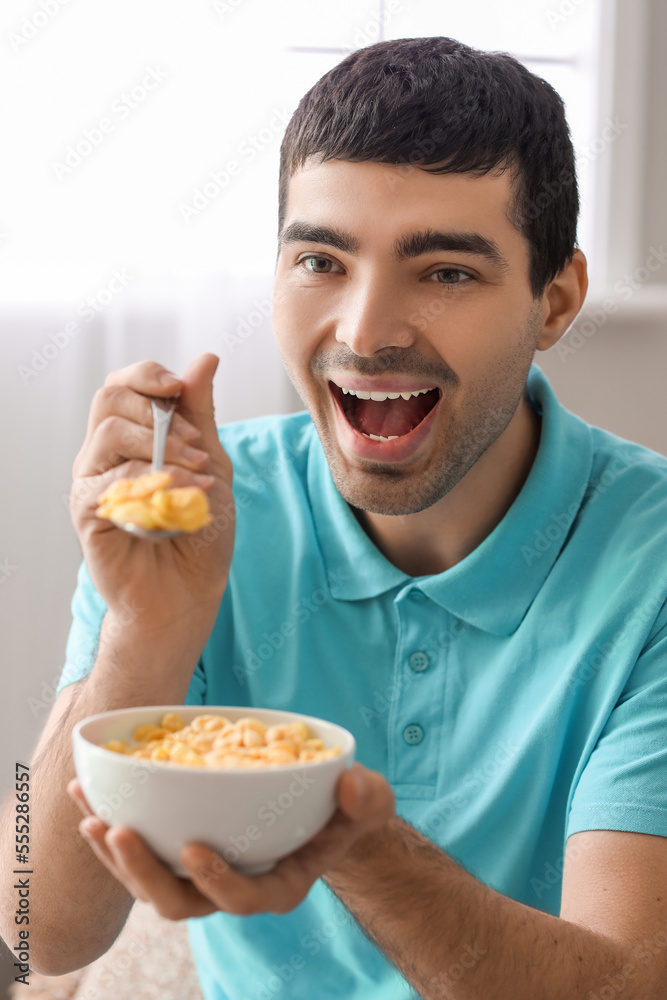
355, 394, 435, 437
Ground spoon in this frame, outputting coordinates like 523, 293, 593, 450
117, 396, 184, 541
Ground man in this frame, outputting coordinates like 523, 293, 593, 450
2, 34, 667, 1000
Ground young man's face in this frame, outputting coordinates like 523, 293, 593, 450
272, 159, 546, 515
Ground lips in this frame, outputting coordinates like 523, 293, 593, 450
328, 381, 442, 462
336, 385, 439, 439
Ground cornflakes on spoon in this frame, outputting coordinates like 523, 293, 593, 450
96, 471, 212, 533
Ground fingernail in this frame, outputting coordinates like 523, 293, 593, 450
195, 474, 215, 487
158, 371, 179, 387
80, 817, 101, 837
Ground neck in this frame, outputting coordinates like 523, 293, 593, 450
353, 393, 541, 576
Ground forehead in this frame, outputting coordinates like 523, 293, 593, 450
281, 159, 525, 256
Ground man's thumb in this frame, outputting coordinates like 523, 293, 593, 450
178, 353, 220, 445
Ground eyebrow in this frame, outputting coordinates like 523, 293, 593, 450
278, 222, 510, 270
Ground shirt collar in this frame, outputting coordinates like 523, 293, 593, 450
307, 363, 593, 635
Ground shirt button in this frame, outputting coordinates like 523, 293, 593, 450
409, 651, 429, 672
409, 589, 426, 603
403, 724, 424, 745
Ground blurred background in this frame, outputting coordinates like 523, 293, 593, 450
1, 0, 665, 992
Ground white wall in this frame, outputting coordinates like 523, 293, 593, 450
539, 299, 667, 457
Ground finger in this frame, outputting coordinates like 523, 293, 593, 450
104, 827, 217, 919
176, 355, 225, 462
77, 817, 148, 901
67, 777, 94, 817
258, 809, 362, 897
245, 770, 396, 900
180, 773, 396, 917
180, 843, 307, 916
82, 415, 210, 477
104, 360, 183, 397
336, 764, 396, 826
87, 384, 201, 444
181, 770, 397, 916
182, 810, 357, 917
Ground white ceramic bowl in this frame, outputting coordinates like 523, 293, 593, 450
72, 705, 355, 876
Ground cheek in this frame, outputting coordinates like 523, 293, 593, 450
426, 294, 530, 373
272, 287, 326, 365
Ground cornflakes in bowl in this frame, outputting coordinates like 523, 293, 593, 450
72, 705, 355, 876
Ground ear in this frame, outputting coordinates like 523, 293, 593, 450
536, 249, 588, 351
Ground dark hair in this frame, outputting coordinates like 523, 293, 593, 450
278, 36, 579, 298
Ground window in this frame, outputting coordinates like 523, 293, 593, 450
0, 0, 629, 298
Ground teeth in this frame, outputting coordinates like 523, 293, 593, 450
361, 433, 401, 441
339, 386, 435, 401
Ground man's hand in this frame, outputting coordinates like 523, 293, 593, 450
70, 353, 234, 633
67, 765, 395, 919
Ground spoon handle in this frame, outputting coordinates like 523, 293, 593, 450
150, 396, 179, 472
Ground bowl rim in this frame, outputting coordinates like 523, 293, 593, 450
72, 704, 356, 774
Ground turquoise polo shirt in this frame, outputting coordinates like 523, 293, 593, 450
57, 363, 667, 1000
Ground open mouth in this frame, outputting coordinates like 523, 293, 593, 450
329, 382, 441, 441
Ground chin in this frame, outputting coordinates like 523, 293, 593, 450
322, 443, 454, 516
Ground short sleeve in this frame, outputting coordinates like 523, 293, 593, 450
55, 560, 108, 696
185, 657, 207, 705
57, 560, 209, 704
567, 602, 667, 838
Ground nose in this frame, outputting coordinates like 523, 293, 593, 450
335, 273, 417, 357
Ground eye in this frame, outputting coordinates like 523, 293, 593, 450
429, 268, 475, 287
296, 254, 343, 274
